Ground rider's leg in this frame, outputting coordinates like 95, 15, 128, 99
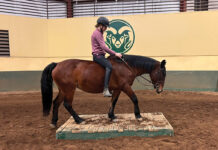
93, 55, 113, 97
103, 66, 112, 97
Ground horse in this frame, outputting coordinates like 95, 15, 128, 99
41, 54, 166, 128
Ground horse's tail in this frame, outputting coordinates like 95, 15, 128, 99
41, 62, 57, 116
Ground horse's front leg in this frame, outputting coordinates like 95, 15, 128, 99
108, 90, 121, 120
122, 84, 141, 119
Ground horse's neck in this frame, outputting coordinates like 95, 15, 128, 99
109, 56, 157, 76
133, 68, 149, 76
132, 63, 158, 77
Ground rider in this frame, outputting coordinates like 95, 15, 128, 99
91, 16, 122, 97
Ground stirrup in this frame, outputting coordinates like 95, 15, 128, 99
103, 88, 112, 97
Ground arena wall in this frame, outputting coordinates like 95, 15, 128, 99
0, 11, 218, 91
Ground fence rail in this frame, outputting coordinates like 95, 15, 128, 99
73, 0, 218, 17
0, 0, 218, 18
0, 0, 66, 18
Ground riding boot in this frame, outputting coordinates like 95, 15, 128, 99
103, 67, 112, 97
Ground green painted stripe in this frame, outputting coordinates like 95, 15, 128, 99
133, 71, 218, 92
0, 71, 42, 92
0, 71, 217, 92
56, 129, 174, 140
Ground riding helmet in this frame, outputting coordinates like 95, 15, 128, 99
97, 17, 110, 27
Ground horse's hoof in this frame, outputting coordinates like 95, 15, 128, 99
109, 115, 117, 121
108, 113, 117, 120
49, 123, 57, 129
137, 117, 143, 121
135, 114, 142, 119
75, 117, 85, 124
112, 118, 118, 122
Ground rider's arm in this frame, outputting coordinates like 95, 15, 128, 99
96, 32, 116, 55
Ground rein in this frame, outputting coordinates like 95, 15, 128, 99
139, 75, 152, 84
119, 57, 153, 87
119, 57, 136, 75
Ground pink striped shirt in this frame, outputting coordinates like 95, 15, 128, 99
91, 29, 116, 56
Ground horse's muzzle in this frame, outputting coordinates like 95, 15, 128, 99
155, 84, 163, 94
156, 88, 163, 94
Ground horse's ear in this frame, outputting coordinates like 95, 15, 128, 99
161, 60, 166, 68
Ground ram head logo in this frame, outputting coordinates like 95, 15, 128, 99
104, 20, 135, 53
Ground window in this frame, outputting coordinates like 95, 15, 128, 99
195, 0, 208, 11
0, 30, 10, 56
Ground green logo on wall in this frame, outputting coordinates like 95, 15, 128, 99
104, 19, 135, 53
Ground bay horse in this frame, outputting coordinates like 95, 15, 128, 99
41, 54, 166, 127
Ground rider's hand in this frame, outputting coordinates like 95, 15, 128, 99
115, 53, 122, 58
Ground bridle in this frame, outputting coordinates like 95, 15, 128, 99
137, 69, 164, 89
151, 68, 165, 89
119, 57, 165, 88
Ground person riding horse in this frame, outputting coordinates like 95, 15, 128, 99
91, 17, 122, 97
41, 17, 166, 127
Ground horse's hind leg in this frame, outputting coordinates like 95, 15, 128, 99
50, 92, 64, 128
108, 90, 121, 120
63, 88, 84, 124
122, 84, 141, 119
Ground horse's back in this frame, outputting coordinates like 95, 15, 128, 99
52, 58, 106, 93
53, 58, 105, 77
58, 59, 95, 67
51, 57, 136, 93
56, 57, 120, 69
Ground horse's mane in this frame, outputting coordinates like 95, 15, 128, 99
108, 54, 158, 73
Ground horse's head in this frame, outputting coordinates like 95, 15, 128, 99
150, 60, 166, 94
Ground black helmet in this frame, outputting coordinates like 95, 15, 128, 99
97, 17, 110, 27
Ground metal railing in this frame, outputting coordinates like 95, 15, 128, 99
73, 0, 218, 17
0, 0, 218, 18
0, 0, 66, 18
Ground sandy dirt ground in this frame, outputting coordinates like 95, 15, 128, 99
0, 90, 218, 150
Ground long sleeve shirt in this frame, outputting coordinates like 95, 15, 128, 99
91, 29, 116, 56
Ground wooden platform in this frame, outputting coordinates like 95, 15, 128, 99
56, 112, 174, 140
